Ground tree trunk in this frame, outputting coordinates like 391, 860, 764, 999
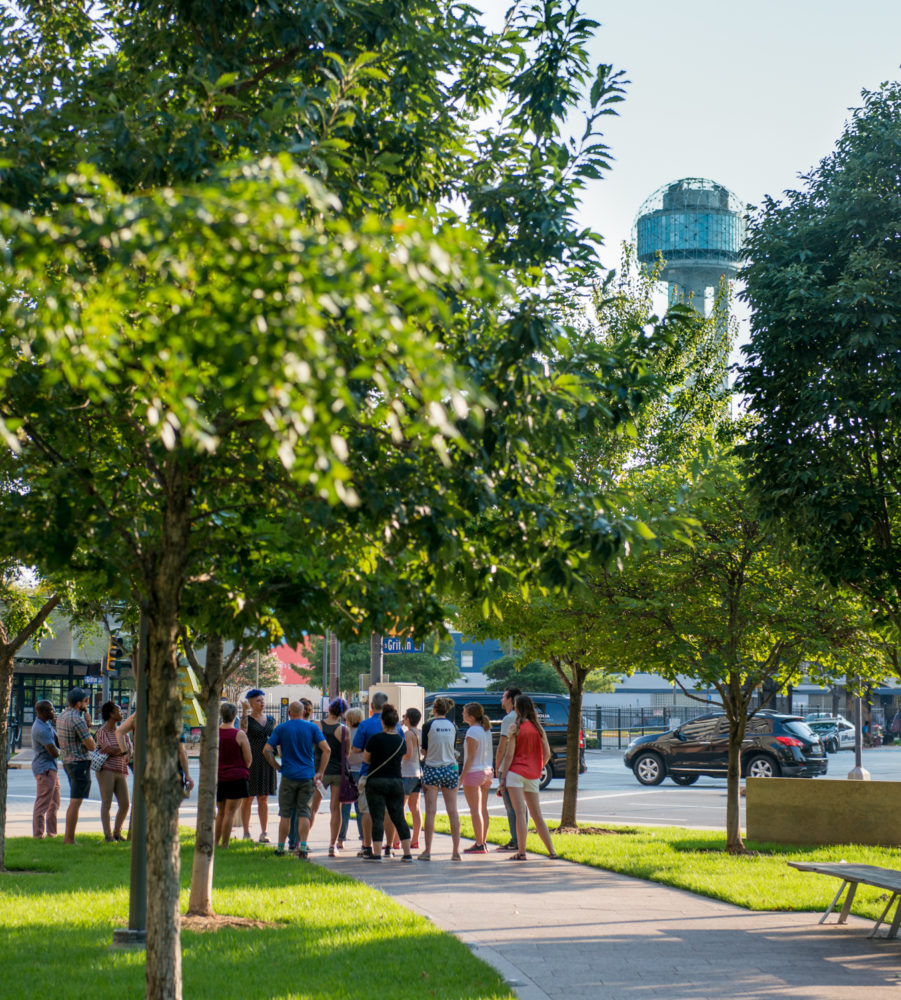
0, 593, 61, 871
143, 487, 190, 1000
187, 634, 224, 917
559, 666, 586, 829
0, 649, 15, 872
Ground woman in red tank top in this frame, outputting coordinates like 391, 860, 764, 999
216, 702, 252, 848
498, 695, 558, 861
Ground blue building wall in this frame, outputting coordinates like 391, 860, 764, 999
449, 631, 505, 684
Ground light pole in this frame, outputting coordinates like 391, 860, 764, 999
848, 677, 870, 781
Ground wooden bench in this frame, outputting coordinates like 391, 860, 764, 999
788, 861, 901, 939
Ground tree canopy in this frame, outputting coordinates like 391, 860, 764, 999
738, 81, 901, 638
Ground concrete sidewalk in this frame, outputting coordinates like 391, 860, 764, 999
305, 828, 901, 1000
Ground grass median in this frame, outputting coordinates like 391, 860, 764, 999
434, 814, 901, 921
0, 832, 513, 1000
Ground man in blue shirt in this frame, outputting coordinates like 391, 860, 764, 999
263, 701, 329, 859
31, 700, 60, 838
352, 691, 404, 859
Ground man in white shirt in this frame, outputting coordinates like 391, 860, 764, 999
494, 686, 521, 852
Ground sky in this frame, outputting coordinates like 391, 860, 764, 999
482, 0, 901, 337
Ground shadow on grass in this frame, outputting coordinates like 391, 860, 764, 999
0, 835, 513, 1000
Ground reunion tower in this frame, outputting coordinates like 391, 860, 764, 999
634, 177, 746, 315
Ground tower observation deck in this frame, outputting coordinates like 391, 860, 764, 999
634, 178, 746, 315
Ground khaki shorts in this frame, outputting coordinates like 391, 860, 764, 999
321, 773, 342, 788
506, 771, 539, 794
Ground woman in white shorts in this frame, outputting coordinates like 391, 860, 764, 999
459, 702, 493, 854
418, 696, 461, 861
497, 694, 558, 861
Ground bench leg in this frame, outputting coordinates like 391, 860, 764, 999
888, 895, 901, 940
820, 880, 849, 925
868, 893, 898, 939
837, 881, 857, 924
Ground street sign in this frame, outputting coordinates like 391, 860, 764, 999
83, 675, 102, 684
382, 637, 425, 654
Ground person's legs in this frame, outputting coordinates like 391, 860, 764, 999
215, 800, 227, 845
308, 787, 322, 831
421, 785, 438, 855
339, 801, 350, 843
479, 777, 491, 844
113, 773, 130, 839
240, 796, 252, 837
502, 785, 518, 849
441, 786, 461, 856
328, 784, 342, 848
507, 784, 528, 856
523, 790, 555, 853
63, 761, 90, 844
46, 771, 60, 837
463, 782, 484, 844
257, 795, 269, 839
384, 814, 397, 852
33, 771, 55, 838
293, 780, 315, 854
383, 784, 411, 851
97, 769, 115, 840
220, 798, 241, 847
407, 790, 421, 845
366, 782, 387, 847
288, 809, 299, 849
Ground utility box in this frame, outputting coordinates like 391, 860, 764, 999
360, 681, 424, 720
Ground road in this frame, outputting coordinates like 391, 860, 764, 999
6, 746, 899, 837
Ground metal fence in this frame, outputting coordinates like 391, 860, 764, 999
581, 705, 715, 750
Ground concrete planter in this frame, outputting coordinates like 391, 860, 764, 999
746, 777, 901, 847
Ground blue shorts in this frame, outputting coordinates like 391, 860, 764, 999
403, 776, 422, 795
422, 763, 458, 789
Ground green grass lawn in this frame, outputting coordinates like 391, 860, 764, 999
435, 814, 901, 920
0, 832, 513, 1000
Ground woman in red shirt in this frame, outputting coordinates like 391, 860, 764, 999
497, 695, 558, 861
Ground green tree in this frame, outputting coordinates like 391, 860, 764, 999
602, 452, 882, 852
738, 81, 901, 639
454, 255, 733, 828
0, 7, 657, 995
483, 654, 567, 694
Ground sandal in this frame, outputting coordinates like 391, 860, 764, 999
328, 846, 336, 857
451, 852, 462, 862
508, 853, 528, 860
417, 851, 431, 861
548, 853, 559, 860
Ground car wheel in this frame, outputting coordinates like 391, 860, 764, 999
671, 773, 699, 786
745, 754, 781, 778
539, 763, 552, 790
632, 751, 666, 786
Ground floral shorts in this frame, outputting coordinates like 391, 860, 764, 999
422, 763, 459, 789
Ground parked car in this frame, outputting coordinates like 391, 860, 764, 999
623, 711, 828, 785
423, 689, 586, 790
805, 714, 856, 750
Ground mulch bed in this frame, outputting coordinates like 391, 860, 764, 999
181, 914, 273, 932
553, 826, 633, 836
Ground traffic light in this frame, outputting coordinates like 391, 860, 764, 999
177, 663, 206, 727
105, 636, 127, 672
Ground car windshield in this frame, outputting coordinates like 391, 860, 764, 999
783, 720, 817, 740
808, 722, 836, 732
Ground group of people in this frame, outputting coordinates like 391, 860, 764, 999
223, 685, 559, 862
30, 682, 559, 863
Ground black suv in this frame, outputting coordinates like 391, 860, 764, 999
424, 689, 586, 790
623, 711, 828, 785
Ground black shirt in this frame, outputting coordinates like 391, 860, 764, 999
364, 731, 405, 780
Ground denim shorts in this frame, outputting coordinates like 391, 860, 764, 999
402, 776, 422, 795
422, 763, 458, 789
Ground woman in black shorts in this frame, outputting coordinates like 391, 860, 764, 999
215, 702, 252, 848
